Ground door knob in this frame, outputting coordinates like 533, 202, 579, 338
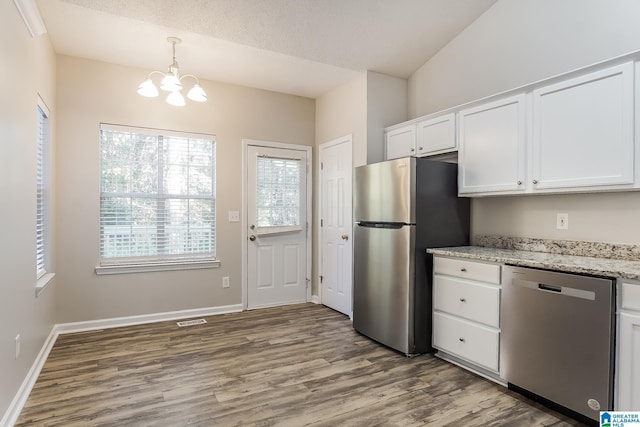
249, 235, 256, 241
250, 224, 256, 230
341, 234, 349, 240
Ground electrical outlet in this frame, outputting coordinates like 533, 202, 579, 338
222, 276, 230, 288
557, 213, 569, 230
15, 334, 20, 359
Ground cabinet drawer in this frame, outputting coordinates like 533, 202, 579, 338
433, 312, 499, 372
621, 282, 640, 312
433, 256, 501, 284
434, 276, 500, 327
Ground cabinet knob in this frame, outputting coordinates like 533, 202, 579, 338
459, 297, 466, 303
517, 180, 522, 185
459, 337, 465, 343
460, 267, 467, 272
533, 179, 538, 184
418, 146, 424, 150
410, 148, 415, 152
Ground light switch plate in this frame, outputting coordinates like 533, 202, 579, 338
228, 211, 240, 222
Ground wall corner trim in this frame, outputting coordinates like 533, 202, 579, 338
0, 304, 243, 426
13, 0, 47, 38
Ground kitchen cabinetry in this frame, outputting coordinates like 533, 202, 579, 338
416, 113, 456, 156
385, 124, 416, 159
531, 62, 634, 191
385, 113, 456, 160
432, 256, 502, 376
458, 94, 526, 195
617, 280, 640, 410
457, 60, 637, 197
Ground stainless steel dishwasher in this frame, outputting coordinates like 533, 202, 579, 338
501, 266, 615, 423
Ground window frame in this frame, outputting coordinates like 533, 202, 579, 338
96, 124, 219, 275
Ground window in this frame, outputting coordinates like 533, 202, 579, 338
256, 156, 302, 228
98, 124, 216, 272
36, 101, 49, 279
36, 95, 54, 295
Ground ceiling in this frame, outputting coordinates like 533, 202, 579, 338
35, 0, 497, 98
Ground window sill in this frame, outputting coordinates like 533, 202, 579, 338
95, 259, 221, 275
36, 273, 55, 297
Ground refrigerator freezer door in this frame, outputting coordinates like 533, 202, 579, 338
354, 157, 414, 224
353, 223, 415, 354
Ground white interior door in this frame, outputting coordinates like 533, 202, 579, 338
246, 144, 309, 309
319, 136, 353, 316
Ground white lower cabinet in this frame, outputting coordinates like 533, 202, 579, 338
433, 312, 499, 372
617, 281, 640, 410
432, 256, 502, 376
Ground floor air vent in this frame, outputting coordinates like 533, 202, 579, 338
176, 318, 207, 327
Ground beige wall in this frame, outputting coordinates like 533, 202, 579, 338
408, 0, 640, 244
366, 71, 408, 164
55, 56, 315, 323
0, 2, 58, 420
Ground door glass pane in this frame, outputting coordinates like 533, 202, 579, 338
256, 156, 301, 227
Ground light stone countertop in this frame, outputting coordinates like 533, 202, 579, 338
427, 246, 640, 281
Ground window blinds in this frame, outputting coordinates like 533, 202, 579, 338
36, 106, 46, 277
99, 125, 216, 264
256, 156, 301, 228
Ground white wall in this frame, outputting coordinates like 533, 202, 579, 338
55, 55, 315, 323
408, 0, 640, 244
0, 2, 58, 420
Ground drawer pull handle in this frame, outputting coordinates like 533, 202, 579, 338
459, 297, 466, 302
459, 337, 465, 343
460, 267, 467, 272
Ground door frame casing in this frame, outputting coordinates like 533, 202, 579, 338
241, 139, 313, 310
317, 134, 353, 314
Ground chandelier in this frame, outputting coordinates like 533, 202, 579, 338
137, 37, 207, 106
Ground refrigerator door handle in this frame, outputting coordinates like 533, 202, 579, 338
357, 222, 406, 229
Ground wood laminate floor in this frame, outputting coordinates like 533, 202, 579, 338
16, 304, 585, 426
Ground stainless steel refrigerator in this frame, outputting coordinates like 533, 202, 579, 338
353, 157, 469, 355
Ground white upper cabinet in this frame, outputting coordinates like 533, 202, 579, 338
385, 124, 416, 159
531, 62, 634, 191
416, 113, 456, 156
458, 94, 527, 195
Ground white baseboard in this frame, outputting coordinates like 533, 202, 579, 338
1, 304, 243, 426
311, 295, 321, 304
55, 304, 243, 334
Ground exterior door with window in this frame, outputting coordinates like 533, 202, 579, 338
246, 145, 308, 309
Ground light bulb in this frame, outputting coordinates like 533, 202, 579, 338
166, 91, 185, 107
187, 84, 207, 102
160, 74, 182, 92
137, 78, 159, 97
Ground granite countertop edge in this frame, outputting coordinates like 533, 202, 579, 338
427, 246, 640, 281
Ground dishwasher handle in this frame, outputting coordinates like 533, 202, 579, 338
538, 283, 561, 293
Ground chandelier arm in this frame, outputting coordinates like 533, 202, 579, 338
147, 70, 167, 80
179, 74, 200, 85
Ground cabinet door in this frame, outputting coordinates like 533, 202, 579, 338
618, 312, 640, 410
385, 124, 416, 160
532, 62, 634, 190
458, 94, 526, 195
416, 113, 456, 156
